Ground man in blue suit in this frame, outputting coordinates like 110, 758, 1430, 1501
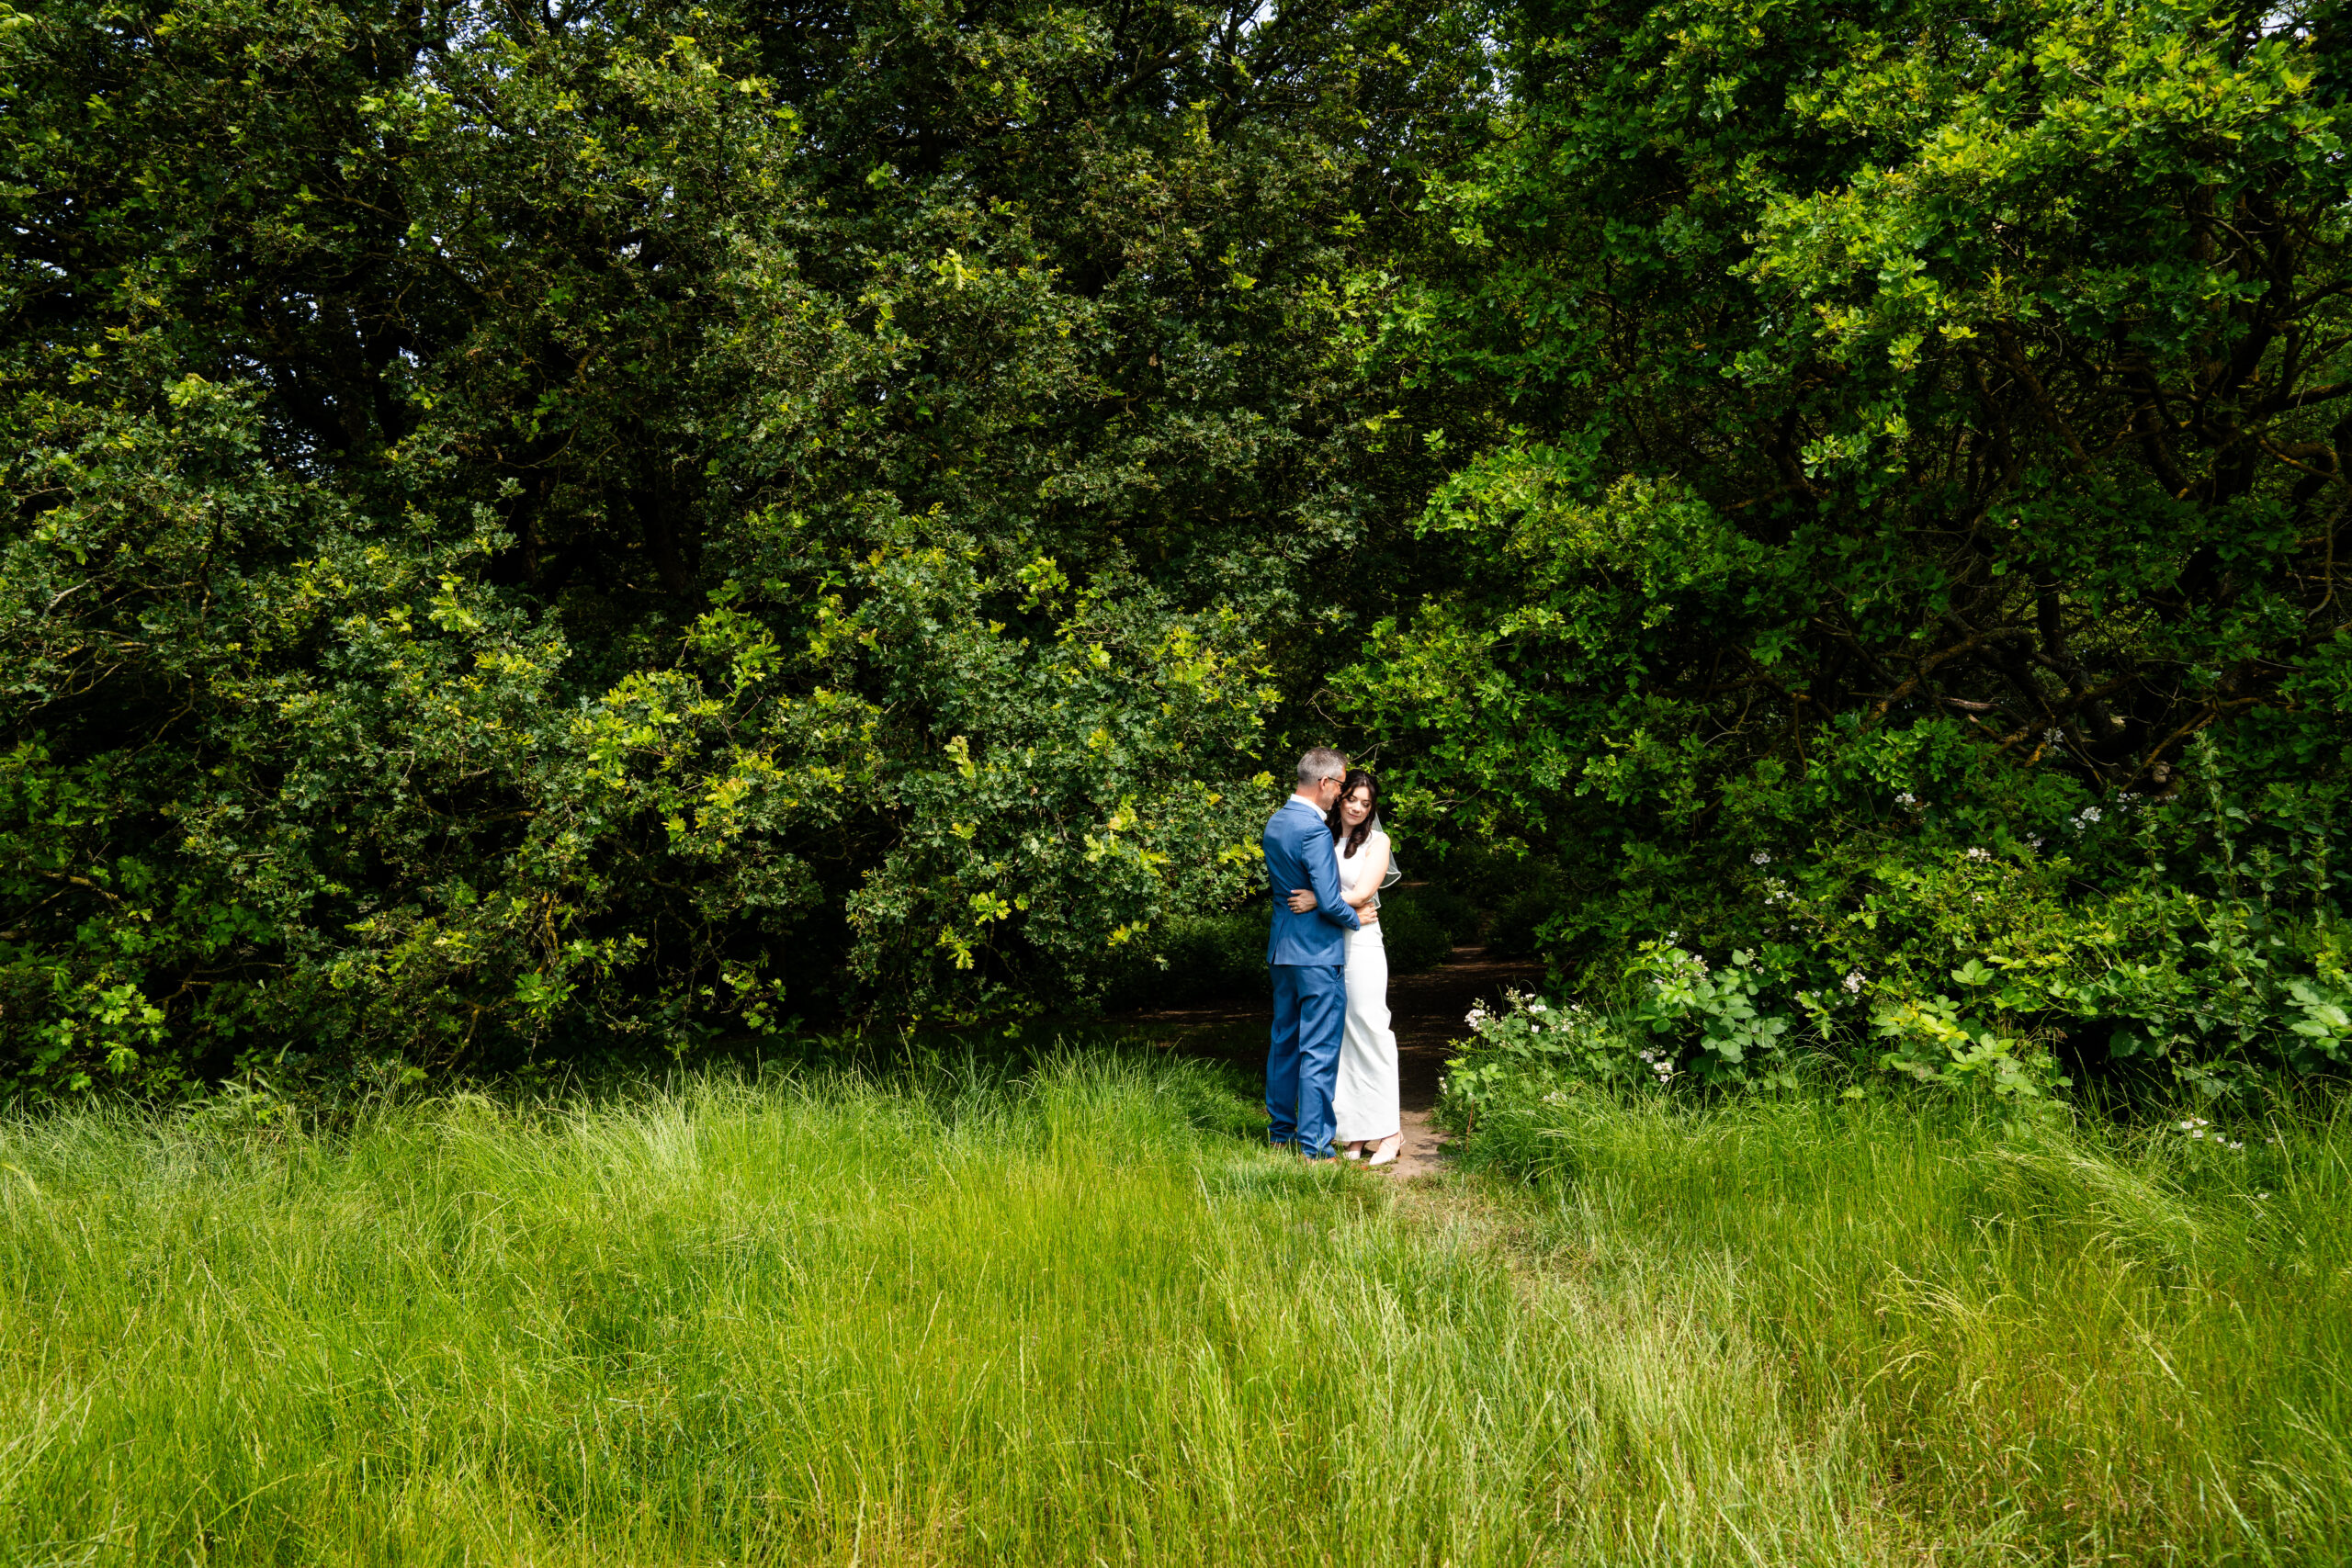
1261, 747, 1372, 1158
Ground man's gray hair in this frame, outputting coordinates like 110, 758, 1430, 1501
1296, 747, 1348, 785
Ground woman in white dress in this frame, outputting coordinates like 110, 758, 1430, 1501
1287, 770, 1401, 1165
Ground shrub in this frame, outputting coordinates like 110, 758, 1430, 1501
1376, 892, 1456, 975
1408, 885, 1481, 947
1438, 990, 1663, 1133
1103, 910, 1269, 1009
1487, 886, 1563, 961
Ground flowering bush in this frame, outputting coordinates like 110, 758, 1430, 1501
1512, 734, 2352, 1103
1438, 989, 1656, 1127
1625, 942, 1797, 1089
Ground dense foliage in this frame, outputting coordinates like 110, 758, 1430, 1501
0, 0, 1478, 1088
3, 0, 2347, 1097
1356, 0, 2352, 1095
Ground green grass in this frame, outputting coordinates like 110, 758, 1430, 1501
1466, 1088, 2352, 1563
0, 1055, 2348, 1562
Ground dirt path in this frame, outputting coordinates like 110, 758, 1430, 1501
1115, 945, 1545, 1179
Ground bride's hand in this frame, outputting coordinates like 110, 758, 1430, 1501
1285, 888, 1317, 914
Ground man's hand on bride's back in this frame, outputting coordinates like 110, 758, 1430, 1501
1285, 888, 1316, 914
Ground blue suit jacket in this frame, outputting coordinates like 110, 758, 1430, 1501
1263, 795, 1360, 966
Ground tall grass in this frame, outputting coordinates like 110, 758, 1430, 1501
0, 1055, 1898, 1565
4, 1055, 2346, 1562
1467, 1089, 2352, 1562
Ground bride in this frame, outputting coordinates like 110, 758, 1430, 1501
1286, 769, 1401, 1165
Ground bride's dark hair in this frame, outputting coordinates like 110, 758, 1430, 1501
1326, 769, 1379, 857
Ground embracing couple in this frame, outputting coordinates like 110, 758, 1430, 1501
1261, 747, 1403, 1165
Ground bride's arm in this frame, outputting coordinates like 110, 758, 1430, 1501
1346, 841, 1389, 908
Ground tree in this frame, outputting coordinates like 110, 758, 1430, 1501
0, 0, 1483, 1089
1343, 0, 2352, 1084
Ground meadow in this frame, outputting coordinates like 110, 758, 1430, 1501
1, 1054, 2348, 1564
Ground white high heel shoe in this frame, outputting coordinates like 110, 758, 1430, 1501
1366, 1134, 1402, 1167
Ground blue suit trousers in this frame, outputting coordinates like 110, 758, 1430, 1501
1267, 963, 1346, 1157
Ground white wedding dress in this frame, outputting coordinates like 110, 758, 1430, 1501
1332, 828, 1399, 1145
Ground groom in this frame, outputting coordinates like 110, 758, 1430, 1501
1262, 747, 1372, 1158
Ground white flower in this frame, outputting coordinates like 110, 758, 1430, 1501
2028, 836, 2045, 850
1895, 792, 1917, 807
2228, 1140, 2245, 1151
1750, 851, 1772, 865
1964, 847, 1991, 862
1842, 971, 1865, 994
2190, 1129, 2205, 1139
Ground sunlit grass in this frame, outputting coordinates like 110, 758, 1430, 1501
1, 1055, 2346, 1562
1470, 1088, 2352, 1562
